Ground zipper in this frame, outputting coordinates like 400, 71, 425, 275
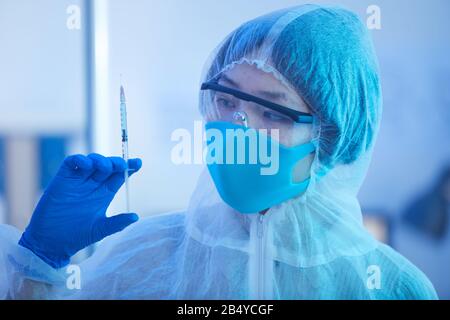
256, 213, 265, 300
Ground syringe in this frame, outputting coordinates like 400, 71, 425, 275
120, 85, 130, 212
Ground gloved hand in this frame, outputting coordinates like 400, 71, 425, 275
18, 153, 143, 269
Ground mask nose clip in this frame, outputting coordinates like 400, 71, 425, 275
233, 111, 248, 128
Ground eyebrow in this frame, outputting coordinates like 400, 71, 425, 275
219, 74, 241, 89
256, 90, 287, 102
220, 74, 288, 102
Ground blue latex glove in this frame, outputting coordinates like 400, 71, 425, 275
18, 153, 143, 268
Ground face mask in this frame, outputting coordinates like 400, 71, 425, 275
205, 121, 315, 214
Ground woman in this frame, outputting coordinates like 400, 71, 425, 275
0, 4, 437, 299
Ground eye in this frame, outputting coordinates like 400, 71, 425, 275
263, 110, 291, 123
215, 94, 236, 109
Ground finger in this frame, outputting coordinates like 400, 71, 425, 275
127, 158, 143, 177
58, 154, 94, 178
88, 153, 114, 182
92, 213, 139, 242
109, 156, 127, 173
105, 158, 143, 193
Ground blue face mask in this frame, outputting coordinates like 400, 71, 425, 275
205, 121, 316, 214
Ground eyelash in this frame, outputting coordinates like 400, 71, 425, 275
215, 97, 236, 108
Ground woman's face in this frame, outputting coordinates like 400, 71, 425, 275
213, 63, 312, 147
211, 62, 315, 183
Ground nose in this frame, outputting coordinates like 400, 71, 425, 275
232, 111, 248, 128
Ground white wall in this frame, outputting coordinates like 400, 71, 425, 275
0, 0, 86, 136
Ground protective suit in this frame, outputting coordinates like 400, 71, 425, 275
0, 4, 437, 299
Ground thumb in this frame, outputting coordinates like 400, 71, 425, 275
92, 213, 139, 242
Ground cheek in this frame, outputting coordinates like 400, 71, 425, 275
278, 124, 313, 147
276, 130, 290, 146
291, 152, 315, 183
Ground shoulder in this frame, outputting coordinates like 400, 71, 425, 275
371, 244, 438, 300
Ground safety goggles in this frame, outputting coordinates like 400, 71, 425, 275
201, 80, 313, 124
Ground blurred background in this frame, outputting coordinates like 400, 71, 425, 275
0, 0, 449, 298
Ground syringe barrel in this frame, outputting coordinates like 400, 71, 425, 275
120, 103, 128, 131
